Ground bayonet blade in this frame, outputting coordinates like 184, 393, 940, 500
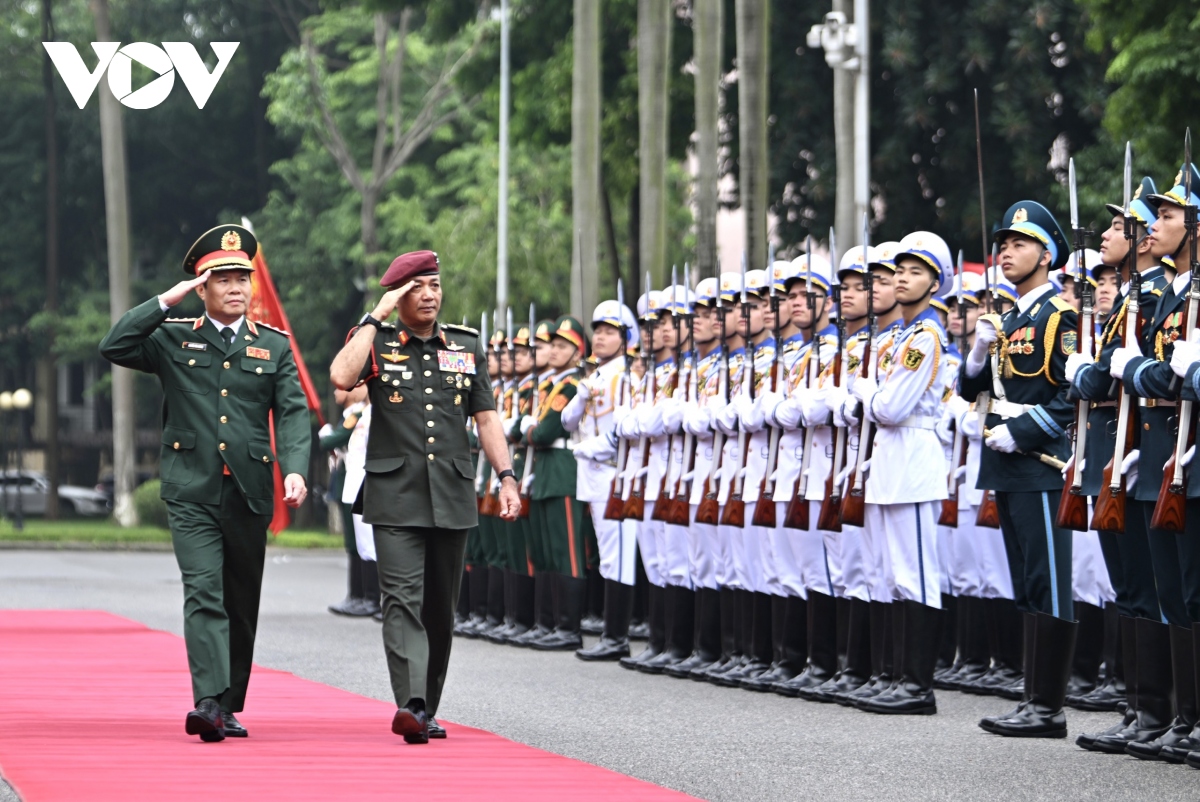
956, 249, 964, 305
1123, 141, 1133, 211
1069, 157, 1078, 230
740, 250, 748, 305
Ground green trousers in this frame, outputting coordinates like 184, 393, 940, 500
165, 476, 271, 712
373, 525, 467, 715
530, 496, 590, 578
505, 516, 533, 576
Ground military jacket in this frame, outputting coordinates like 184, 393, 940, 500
99, 297, 311, 516
1121, 271, 1196, 499
686, 346, 726, 506
959, 285, 1077, 492
1072, 266, 1168, 496
527, 368, 580, 500
353, 320, 493, 529
509, 374, 537, 481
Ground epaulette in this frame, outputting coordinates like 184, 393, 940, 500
1150, 288, 1164, 296
165, 318, 198, 323
254, 320, 292, 336
1048, 296, 1075, 314
914, 318, 950, 350
442, 323, 479, 335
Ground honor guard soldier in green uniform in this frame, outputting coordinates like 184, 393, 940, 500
330, 250, 519, 744
960, 202, 1080, 738
519, 316, 592, 651
99, 224, 312, 743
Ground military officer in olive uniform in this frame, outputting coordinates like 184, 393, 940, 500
330, 250, 519, 745
960, 202, 1080, 739
99, 224, 311, 743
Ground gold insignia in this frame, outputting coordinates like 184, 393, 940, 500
389, 391, 403, 403
454, 393, 462, 406
465, 378, 471, 387
382, 374, 390, 383
1134, 184, 1144, 200
915, 238, 924, 248
386, 341, 401, 347
381, 351, 407, 363
221, 230, 242, 251
1061, 331, 1077, 354
1176, 170, 1184, 185
244, 334, 252, 341
1012, 207, 1029, 224
902, 348, 926, 370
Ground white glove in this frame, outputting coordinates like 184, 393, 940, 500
1121, 448, 1139, 489
850, 376, 878, 404
575, 377, 595, 401
985, 423, 1017, 453
660, 397, 686, 434
1184, 445, 1196, 468
573, 434, 616, 463
752, 391, 784, 431
801, 386, 832, 428
840, 396, 860, 428
1065, 352, 1091, 384
318, 423, 334, 438
615, 410, 641, 439
1060, 453, 1074, 479
825, 386, 850, 419
1110, 346, 1138, 379
772, 397, 804, 429
1170, 336, 1200, 379
520, 415, 536, 436
683, 405, 714, 437
935, 408, 954, 445
966, 317, 998, 377
945, 394, 970, 423
714, 400, 741, 436
961, 407, 981, 438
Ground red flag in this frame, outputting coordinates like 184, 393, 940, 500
246, 241, 325, 534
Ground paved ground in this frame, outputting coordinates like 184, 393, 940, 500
1, 549, 1196, 801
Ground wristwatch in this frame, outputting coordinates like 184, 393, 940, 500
495, 469, 516, 483
360, 313, 383, 329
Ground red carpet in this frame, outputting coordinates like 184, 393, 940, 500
0, 610, 695, 802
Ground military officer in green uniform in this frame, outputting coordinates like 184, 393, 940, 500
330, 250, 519, 744
99, 224, 311, 743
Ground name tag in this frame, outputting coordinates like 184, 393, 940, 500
182, 342, 207, 351
437, 350, 476, 374
246, 347, 271, 360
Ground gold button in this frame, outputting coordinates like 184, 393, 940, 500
219, 442, 226, 451
256, 367, 262, 374
426, 404, 433, 411
262, 455, 269, 463
220, 416, 227, 424
188, 359, 196, 366
223, 361, 230, 369
221, 389, 228, 397
1086, 422, 1091, 430
427, 421, 435, 428
1144, 422, 1151, 430
425, 387, 433, 394
428, 454, 435, 461
423, 354, 431, 361
173, 442, 180, 450
428, 436, 435, 443
424, 370, 431, 377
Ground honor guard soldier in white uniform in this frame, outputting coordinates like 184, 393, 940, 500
961, 201, 1080, 739
570, 300, 640, 660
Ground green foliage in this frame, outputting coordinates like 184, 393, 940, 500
133, 479, 169, 529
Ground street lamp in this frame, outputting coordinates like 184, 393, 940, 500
0, 391, 10, 522
10, 388, 31, 532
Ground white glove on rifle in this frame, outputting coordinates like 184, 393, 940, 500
1121, 448, 1139, 489
1170, 336, 1200, 379
1110, 346, 1139, 379
771, 397, 804, 430
1065, 352, 1091, 384
966, 317, 999, 377
985, 424, 1017, 453
519, 415, 537, 436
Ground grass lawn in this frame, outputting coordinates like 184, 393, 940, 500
0, 518, 343, 549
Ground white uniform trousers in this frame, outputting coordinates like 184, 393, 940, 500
743, 515, 769, 595
858, 508, 892, 603
765, 505, 805, 597
688, 510, 720, 590
637, 508, 667, 588
864, 502, 942, 609
1072, 528, 1116, 607
802, 502, 838, 598
662, 521, 693, 588
943, 519, 984, 598
828, 523, 869, 602
591, 504, 638, 586
717, 523, 741, 590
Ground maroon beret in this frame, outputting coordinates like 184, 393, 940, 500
380, 250, 439, 289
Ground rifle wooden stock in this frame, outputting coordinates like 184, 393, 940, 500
751, 479, 777, 527
839, 486, 865, 528
1055, 465, 1090, 532
783, 487, 810, 529
695, 430, 726, 525
938, 498, 958, 527
1151, 454, 1188, 532
622, 436, 651, 520
720, 431, 749, 528
694, 488, 720, 525
667, 433, 697, 525
480, 485, 500, 517
816, 473, 843, 532
1090, 459, 1127, 533
603, 488, 625, 521
976, 490, 1000, 528
650, 456, 673, 521
720, 497, 746, 527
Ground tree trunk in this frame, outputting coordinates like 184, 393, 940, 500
637, 0, 671, 289
91, 0, 137, 526
833, 0, 856, 247
571, 0, 602, 325
601, 175, 621, 292
693, 0, 722, 280
628, 181, 640, 301
42, 0, 60, 519
735, 0, 769, 272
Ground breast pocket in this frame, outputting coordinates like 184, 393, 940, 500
240, 358, 277, 401
169, 350, 212, 394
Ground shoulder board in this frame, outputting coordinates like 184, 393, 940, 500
442, 323, 479, 335
914, 319, 950, 350
165, 318, 198, 323
1048, 296, 1074, 313
253, 321, 292, 336
1150, 288, 1164, 296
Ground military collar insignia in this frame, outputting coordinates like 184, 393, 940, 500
1029, 302, 1042, 318
246, 319, 259, 337
192, 318, 205, 331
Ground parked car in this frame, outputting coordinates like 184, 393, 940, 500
94, 470, 157, 507
0, 470, 111, 517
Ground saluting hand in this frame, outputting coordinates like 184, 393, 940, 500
370, 281, 416, 321
159, 271, 211, 308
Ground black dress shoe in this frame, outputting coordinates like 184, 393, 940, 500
529, 629, 583, 651
427, 717, 446, 739
628, 620, 650, 640
1075, 710, 1135, 750
664, 652, 716, 678
373, 609, 384, 622
576, 637, 630, 661
510, 623, 553, 648
185, 698, 225, 742
1066, 678, 1125, 712
580, 613, 605, 636
392, 708, 429, 744
222, 711, 247, 738
741, 664, 797, 692
1127, 722, 1199, 763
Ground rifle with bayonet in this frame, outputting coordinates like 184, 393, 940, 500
784, 237, 821, 530
817, 229, 846, 533
841, 215, 875, 527
653, 267, 685, 522
695, 278, 732, 525
940, 250, 967, 527
973, 88, 1001, 530
753, 252, 787, 528
624, 271, 657, 520
1057, 158, 1094, 531
1153, 129, 1198, 532
605, 281, 633, 521
668, 286, 699, 526
1092, 142, 1139, 533
721, 253, 754, 527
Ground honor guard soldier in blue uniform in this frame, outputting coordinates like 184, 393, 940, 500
960, 201, 1080, 738
100, 224, 312, 742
